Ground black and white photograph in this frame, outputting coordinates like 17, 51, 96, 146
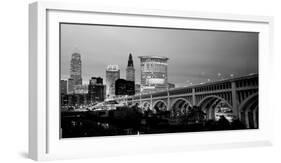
60, 23, 259, 138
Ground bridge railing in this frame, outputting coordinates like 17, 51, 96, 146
114, 74, 258, 102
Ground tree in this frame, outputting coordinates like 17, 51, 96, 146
216, 115, 230, 129
186, 106, 206, 124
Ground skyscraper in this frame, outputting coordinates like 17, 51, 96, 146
139, 56, 169, 93
68, 52, 82, 94
70, 52, 82, 86
106, 65, 120, 98
126, 53, 135, 82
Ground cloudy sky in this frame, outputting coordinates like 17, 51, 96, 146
60, 23, 258, 87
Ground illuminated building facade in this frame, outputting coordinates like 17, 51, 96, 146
106, 65, 120, 98
68, 52, 82, 93
70, 52, 82, 85
139, 56, 169, 93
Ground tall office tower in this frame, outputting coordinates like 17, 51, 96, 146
70, 52, 82, 86
105, 65, 120, 98
126, 53, 135, 82
88, 77, 105, 103
138, 56, 169, 93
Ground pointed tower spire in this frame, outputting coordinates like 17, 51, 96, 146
127, 53, 134, 67
126, 53, 135, 82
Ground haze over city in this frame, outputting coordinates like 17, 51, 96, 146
60, 23, 258, 87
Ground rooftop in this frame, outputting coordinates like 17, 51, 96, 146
106, 65, 120, 71
138, 56, 169, 60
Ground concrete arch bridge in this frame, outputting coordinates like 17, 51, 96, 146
115, 74, 258, 129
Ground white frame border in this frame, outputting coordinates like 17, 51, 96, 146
29, 1, 274, 161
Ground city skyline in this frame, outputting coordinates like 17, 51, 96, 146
60, 23, 259, 138
60, 23, 258, 87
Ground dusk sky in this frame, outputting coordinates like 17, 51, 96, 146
60, 23, 258, 87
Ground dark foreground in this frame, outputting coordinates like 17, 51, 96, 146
61, 106, 251, 138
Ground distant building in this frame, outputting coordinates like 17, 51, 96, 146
61, 52, 88, 106
106, 65, 120, 98
67, 52, 83, 93
126, 53, 135, 82
70, 52, 82, 85
168, 83, 175, 89
61, 94, 68, 106
115, 79, 127, 96
126, 80, 135, 95
138, 56, 169, 93
135, 84, 141, 94
88, 77, 105, 103
60, 80, 67, 94
67, 78, 74, 94
61, 93, 88, 106
115, 79, 135, 96
89, 76, 103, 85
73, 84, 88, 94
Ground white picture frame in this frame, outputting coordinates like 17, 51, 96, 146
29, 1, 274, 161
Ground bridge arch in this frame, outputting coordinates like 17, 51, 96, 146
140, 101, 151, 111
152, 100, 168, 112
134, 102, 140, 107
239, 93, 258, 129
197, 95, 232, 121
170, 98, 192, 117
